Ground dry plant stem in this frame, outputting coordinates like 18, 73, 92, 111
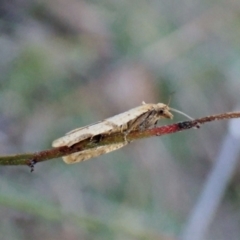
0, 111, 239, 167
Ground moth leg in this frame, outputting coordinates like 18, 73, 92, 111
121, 124, 131, 144
135, 110, 156, 131
123, 131, 130, 143
120, 111, 153, 143
153, 119, 158, 128
143, 110, 158, 129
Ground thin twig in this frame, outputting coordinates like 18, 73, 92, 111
0, 111, 239, 168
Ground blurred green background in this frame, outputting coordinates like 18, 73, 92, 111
1, 0, 240, 239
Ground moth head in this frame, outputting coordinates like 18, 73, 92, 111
156, 99, 196, 121
156, 103, 174, 119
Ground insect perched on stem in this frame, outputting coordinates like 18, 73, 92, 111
52, 102, 194, 164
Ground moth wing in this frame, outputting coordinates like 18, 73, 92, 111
63, 142, 127, 164
105, 104, 153, 127
52, 133, 92, 148
52, 121, 113, 148
53, 103, 154, 148
65, 121, 102, 135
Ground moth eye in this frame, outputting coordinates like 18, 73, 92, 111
159, 110, 164, 114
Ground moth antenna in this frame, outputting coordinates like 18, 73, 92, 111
142, 101, 146, 105
167, 92, 175, 107
167, 96, 172, 107
169, 108, 194, 120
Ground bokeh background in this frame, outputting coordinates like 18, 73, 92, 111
1, 0, 240, 239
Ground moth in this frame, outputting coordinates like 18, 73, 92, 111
52, 102, 192, 164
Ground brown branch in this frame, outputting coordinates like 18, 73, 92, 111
0, 111, 239, 169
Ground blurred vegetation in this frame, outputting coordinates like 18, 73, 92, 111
1, 0, 240, 239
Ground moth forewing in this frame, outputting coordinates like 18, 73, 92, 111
52, 105, 153, 148
63, 142, 127, 164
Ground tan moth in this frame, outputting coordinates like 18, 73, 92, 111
52, 102, 193, 164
